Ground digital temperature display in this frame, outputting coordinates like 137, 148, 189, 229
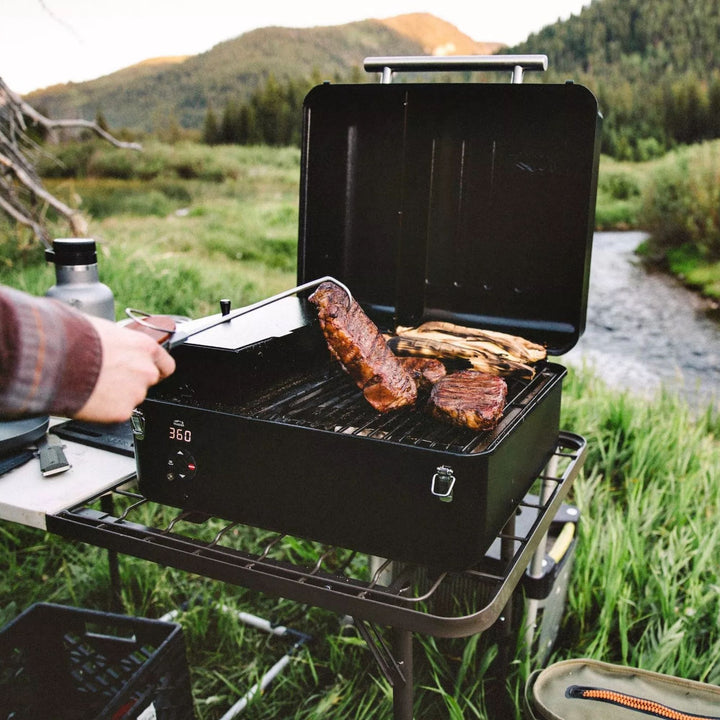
169, 426, 192, 443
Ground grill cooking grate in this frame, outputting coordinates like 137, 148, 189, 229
235, 363, 559, 454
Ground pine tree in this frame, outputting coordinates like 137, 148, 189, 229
202, 104, 220, 145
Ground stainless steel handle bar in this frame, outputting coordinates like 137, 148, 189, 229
364, 54, 548, 84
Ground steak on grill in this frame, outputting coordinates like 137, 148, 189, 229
399, 356, 447, 390
309, 281, 417, 412
428, 370, 508, 430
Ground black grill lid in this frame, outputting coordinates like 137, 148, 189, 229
297, 79, 601, 355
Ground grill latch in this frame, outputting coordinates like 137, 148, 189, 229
130, 409, 145, 440
431, 465, 456, 502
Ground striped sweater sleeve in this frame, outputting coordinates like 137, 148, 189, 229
0, 286, 102, 419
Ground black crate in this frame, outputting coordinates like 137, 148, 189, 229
0, 603, 195, 720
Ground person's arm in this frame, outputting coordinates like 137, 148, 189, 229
0, 286, 174, 422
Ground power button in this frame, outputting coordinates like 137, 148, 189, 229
166, 449, 197, 482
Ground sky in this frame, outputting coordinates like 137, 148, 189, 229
2, 0, 590, 95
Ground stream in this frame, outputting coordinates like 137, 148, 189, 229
563, 231, 720, 409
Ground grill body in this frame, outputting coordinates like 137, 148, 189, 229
135, 70, 601, 570
136, 300, 564, 569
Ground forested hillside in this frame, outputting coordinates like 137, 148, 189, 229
23, 1, 720, 159
516, 0, 719, 77
510, 0, 720, 158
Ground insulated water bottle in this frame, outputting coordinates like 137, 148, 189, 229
45, 238, 115, 320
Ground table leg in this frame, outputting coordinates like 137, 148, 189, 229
392, 628, 414, 720
100, 493, 122, 612
494, 512, 517, 674
354, 619, 415, 719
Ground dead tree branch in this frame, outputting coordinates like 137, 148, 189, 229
0, 75, 141, 246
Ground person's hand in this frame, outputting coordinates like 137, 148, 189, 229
75, 316, 176, 423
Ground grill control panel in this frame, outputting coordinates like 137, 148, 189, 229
165, 421, 195, 482
167, 448, 196, 482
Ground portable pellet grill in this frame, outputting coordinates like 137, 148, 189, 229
47, 55, 599, 719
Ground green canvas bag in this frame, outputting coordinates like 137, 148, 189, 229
525, 658, 720, 719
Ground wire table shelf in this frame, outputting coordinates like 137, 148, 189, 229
46, 431, 586, 719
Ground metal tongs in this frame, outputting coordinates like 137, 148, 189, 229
125, 275, 352, 349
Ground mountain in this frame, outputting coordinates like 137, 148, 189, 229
28, 1, 720, 157
379, 13, 502, 57
25, 14, 501, 133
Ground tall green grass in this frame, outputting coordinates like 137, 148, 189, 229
639, 141, 720, 260
1, 143, 719, 718
635, 140, 720, 300
595, 155, 647, 230
559, 370, 720, 684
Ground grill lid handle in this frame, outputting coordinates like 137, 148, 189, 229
125, 275, 353, 350
364, 54, 548, 84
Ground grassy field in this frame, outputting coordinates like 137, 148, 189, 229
1, 144, 720, 718
3, 143, 303, 318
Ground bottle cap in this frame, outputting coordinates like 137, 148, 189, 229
45, 238, 98, 266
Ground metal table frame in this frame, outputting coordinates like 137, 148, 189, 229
46, 431, 586, 719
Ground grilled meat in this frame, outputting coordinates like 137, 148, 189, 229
390, 321, 546, 378
309, 281, 417, 412
411, 321, 546, 362
399, 356, 447, 390
428, 370, 507, 430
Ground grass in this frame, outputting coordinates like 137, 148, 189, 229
1, 145, 302, 318
594, 155, 648, 230
1, 143, 720, 718
664, 245, 720, 302
559, 371, 720, 684
635, 141, 720, 301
